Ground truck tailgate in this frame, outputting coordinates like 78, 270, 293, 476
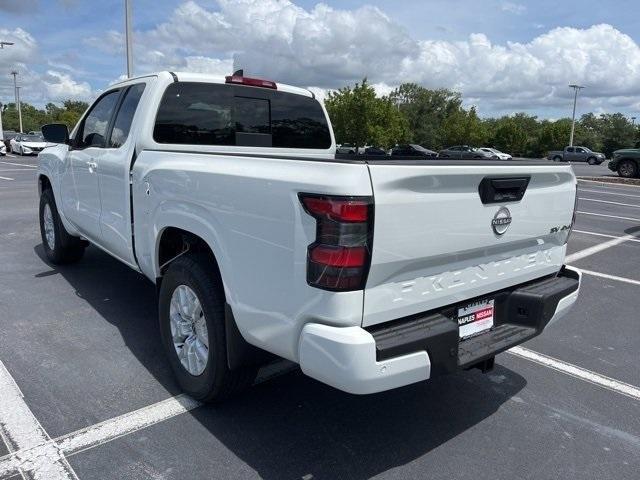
363, 161, 576, 327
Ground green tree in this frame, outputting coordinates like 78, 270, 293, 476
1, 100, 88, 133
325, 79, 408, 148
389, 83, 462, 148
439, 106, 487, 147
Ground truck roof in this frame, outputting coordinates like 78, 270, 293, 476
110, 71, 314, 98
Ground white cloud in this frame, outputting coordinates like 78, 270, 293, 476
501, 2, 527, 15
82, 0, 640, 116
43, 70, 92, 100
0, 27, 95, 107
9, 0, 640, 117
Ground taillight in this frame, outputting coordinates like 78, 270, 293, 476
299, 193, 373, 291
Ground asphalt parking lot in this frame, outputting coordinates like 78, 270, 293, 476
0, 155, 639, 480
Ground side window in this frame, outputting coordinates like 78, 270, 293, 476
567, 147, 574, 153
109, 83, 146, 148
154, 82, 233, 145
270, 92, 331, 149
576, 148, 585, 153
77, 91, 120, 149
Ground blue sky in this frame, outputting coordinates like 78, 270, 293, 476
1, 0, 640, 118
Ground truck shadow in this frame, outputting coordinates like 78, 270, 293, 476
34, 244, 526, 480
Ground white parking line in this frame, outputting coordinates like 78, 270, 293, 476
577, 211, 640, 222
578, 269, 640, 287
565, 231, 640, 263
578, 179, 640, 189
0, 361, 78, 479
0, 176, 14, 181
0, 161, 37, 168
572, 229, 640, 244
579, 188, 640, 199
508, 346, 640, 401
579, 197, 640, 208
0, 361, 296, 478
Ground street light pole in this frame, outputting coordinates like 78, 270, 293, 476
0, 102, 4, 143
11, 71, 23, 133
16, 86, 22, 133
125, 0, 133, 77
632, 116, 636, 126
568, 84, 584, 147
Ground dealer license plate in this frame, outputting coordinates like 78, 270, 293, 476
457, 299, 495, 340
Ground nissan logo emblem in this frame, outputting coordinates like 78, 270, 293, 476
492, 207, 512, 235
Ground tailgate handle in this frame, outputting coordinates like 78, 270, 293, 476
478, 177, 530, 204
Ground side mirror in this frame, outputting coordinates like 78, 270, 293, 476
42, 123, 70, 145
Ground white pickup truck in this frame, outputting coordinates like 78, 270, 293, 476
37, 71, 581, 401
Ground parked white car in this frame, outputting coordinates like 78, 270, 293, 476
37, 71, 581, 402
480, 147, 513, 160
10, 133, 47, 155
0, 142, 6, 156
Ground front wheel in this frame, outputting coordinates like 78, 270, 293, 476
587, 157, 596, 165
618, 160, 638, 178
39, 189, 86, 264
159, 254, 257, 402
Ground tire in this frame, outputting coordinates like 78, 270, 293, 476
39, 189, 86, 264
618, 159, 638, 178
552, 156, 562, 162
159, 253, 258, 402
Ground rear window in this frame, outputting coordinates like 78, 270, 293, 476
154, 82, 331, 149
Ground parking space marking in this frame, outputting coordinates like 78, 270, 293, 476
0, 176, 14, 181
508, 347, 640, 401
0, 361, 296, 479
573, 229, 640, 244
579, 188, 640, 199
566, 231, 640, 263
577, 179, 640, 189
0, 361, 78, 480
0, 161, 37, 168
578, 269, 640, 286
579, 197, 640, 208
576, 210, 640, 222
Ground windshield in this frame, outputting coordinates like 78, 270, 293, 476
581, 146, 592, 152
23, 134, 44, 142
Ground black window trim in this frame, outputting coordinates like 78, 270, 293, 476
105, 82, 146, 150
72, 88, 123, 151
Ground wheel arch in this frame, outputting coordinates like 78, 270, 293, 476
38, 174, 52, 196
155, 226, 270, 370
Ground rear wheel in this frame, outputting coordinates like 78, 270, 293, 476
618, 159, 638, 178
39, 189, 86, 264
159, 253, 257, 402
552, 156, 562, 162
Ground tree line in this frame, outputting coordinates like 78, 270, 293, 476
1, 100, 88, 135
2, 83, 637, 159
324, 80, 640, 157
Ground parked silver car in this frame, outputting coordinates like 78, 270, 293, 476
438, 145, 498, 159
10, 133, 47, 155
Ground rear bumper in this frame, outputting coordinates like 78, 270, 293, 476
298, 266, 581, 394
